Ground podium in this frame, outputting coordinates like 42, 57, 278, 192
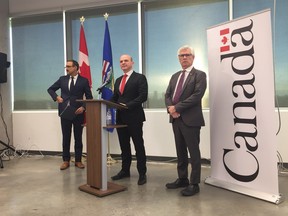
78, 99, 127, 197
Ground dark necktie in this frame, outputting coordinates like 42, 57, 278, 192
70, 76, 75, 92
120, 74, 128, 94
173, 70, 186, 104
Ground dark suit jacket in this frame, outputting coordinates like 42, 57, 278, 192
47, 74, 93, 116
111, 71, 148, 125
165, 67, 207, 127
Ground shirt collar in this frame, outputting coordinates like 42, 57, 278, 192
124, 70, 133, 77
71, 74, 79, 79
183, 65, 193, 73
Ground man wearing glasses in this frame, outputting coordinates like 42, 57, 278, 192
48, 60, 93, 170
165, 45, 207, 196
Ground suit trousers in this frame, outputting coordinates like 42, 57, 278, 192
60, 114, 84, 162
172, 118, 201, 184
116, 123, 147, 176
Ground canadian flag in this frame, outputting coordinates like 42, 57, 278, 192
79, 22, 92, 87
78, 20, 92, 125
220, 28, 230, 52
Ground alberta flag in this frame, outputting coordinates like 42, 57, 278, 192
101, 17, 115, 132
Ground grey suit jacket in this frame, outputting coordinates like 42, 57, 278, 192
165, 67, 207, 127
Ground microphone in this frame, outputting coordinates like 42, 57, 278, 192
97, 79, 111, 91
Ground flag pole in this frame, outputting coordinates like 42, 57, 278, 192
80, 16, 85, 24
104, 12, 109, 21
79, 15, 87, 162
107, 131, 117, 166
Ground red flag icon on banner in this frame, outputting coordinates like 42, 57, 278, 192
78, 16, 92, 125
220, 28, 230, 52
79, 17, 92, 88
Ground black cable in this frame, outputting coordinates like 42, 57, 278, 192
0, 86, 21, 156
0, 85, 10, 146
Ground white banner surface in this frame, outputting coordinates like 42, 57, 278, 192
206, 9, 282, 204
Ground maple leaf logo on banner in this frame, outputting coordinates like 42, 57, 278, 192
220, 28, 230, 52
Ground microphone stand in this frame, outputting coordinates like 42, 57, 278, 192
97, 87, 103, 100
0, 154, 2, 168
0, 140, 22, 168
0, 140, 22, 156
96, 81, 117, 165
96, 80, 111, 97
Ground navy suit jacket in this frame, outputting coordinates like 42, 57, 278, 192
47, 74, 93, 116
165, 67, 207, 127
111, 71, 148, 125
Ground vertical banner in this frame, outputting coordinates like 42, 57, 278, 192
206, 10, 283, 204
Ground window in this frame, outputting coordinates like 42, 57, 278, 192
143, 0, 228, 108
68, 4, 138, 98
12, 14, 64, 110
11, 0, 288, 110
233, 0, 288, 106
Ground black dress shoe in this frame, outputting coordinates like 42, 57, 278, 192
138, 175, 147, 185
181, 184, 200, 196
111, 171, 130, 180
166, 178, 189, 189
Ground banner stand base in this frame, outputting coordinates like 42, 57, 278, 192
205, 176, 284, 205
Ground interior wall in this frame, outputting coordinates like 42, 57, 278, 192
12, 110, 288, 163
8, 0, 288, 163
9, 0, 138, 17
12, 110, 210, 159
0, 0, 13, 148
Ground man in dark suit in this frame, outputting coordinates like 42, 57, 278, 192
48, 60, 93, 170
165, 45, 207, 196
110, 54, 148, 185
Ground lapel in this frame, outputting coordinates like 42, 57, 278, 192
172, 71, 182, 91
74, 75, 81, 88
71, 74, 83, 92
67, 75, 81, 93
64, 75, 70, 91
182, 67, 196, 90
122, 71, 135, 94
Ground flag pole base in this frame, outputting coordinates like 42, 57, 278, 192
107, 154, 117, 166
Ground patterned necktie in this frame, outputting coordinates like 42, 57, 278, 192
173, 70, 186, 104
70, 76, 74, 92
120, 74, 128, 94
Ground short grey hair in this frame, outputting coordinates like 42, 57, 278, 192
177, 45, 195, 57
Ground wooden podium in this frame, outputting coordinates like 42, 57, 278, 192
78, 99, 127, 197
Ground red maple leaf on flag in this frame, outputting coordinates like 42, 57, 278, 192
79, 23, 92, 88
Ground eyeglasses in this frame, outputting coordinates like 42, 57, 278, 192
65, 65, 74, 68
178, 54, 193, 58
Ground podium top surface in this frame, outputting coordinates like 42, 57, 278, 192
77, 99, 128, 109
